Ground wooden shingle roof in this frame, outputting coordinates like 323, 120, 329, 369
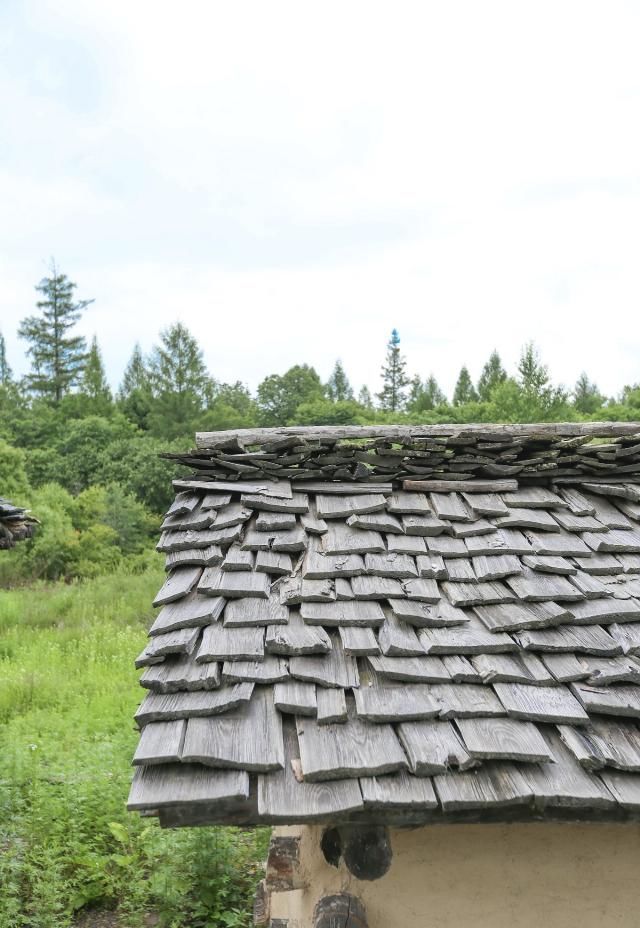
128, 424, 640, 826
0, 497, 37, 549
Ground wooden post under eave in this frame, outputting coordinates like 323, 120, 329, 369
313, 894, 369, 928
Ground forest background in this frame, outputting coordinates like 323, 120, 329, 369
3, 265, 639, 586
1, 268, 640, 928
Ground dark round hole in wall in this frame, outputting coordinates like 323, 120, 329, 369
341, 826, 393, 881
320, 827, 342, 868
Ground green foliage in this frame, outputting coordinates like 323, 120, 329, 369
326, 360, 354, 402
293, 398, 369, 425
118, 343, 153, 430
147, 323, 211, 439
377, 328, 409, 412
0, 439, 30, 499
477, 350, 507, 401
407, 374, 447, 413
79, 336, 113, 416
0, 330, 12, 385
573, 372, 606, 414
452, 365, 479, 406
257, 364, 324, 425
357, 385, 373, 409
0, 569, 268, 927
18, 263, 93, 403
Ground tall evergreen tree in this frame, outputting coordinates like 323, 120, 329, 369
477, 350, 507, 401
358, 385, 373, 409
118, 343, 152, 430
326, 360, 354, 402
453, 365, 479, 405
119, 343, 149, 396
147, 323, 211, 436
0, 331, 12, 386
573, 372, 605, 414
424, 375, 446, 408
407, 374, 447, 412
377, 329, 409, 412
517, 342, 550, 395
18, 263, 93, 402
80, 336, 113, 412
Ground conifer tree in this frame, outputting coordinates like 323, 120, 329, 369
358, 385, 373, 409
0, 331, 12, 386
573, 372, 605, 414
452, 365, 478, 405
118, 343, 152, 430
326, 360, 354, 402
477, 350, 507, 401
424, 375, 446, 408
147, 323, 211, 437
80, 336, 113, 411
18, 263, 93, 403
377, 329, 409, 412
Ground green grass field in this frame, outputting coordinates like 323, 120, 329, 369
0, 565, 268, 928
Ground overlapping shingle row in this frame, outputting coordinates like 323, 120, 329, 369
128, 432, 640, 827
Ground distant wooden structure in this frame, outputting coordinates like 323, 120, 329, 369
130, 423, 640, 927
0, 497, 37, 549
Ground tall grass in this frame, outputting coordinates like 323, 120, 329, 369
0, 565, 268, 928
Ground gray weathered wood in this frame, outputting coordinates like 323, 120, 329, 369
443, 558, 476, 582
316, 687, 348, 724
397, 719, 473, 774
266, 611, 331, 655
572, 682, 640, 718
442, 579, 515, 607
386, 491, 431, 514
354, 682, 440, 722
521, 555, 576, 575
338, 625, 380, 656
359, 771, 438, 808
364, 552, 418, 579
471, 652, 554, 685
257, 726, 363, 820
416, 553, 447, 579
506, 567, 583, 603
300, 600, 385, 627
418, 614, 515, 654
429, 682, 506, 719
472, 554, 522, 581
300, 578, 336, 602
221, 656, 289, 684
149, 593, 225, 636
405, 479, 518, 493
141, 654, 221, 692
175, 478, 293, 498
128, 763, 249, 810
462, 491, 509, 517
199, 568, 270, 599
255, 550, 294, 576
378, 610, 425, 657
240, 491, 308, 513
402, 513, 447, 537
133, 720, 186, 765
387, 534, 427, 555
274, 681, 317, 715
135, 684, 254, 725
493, 682, 589, 724
316, 494, 387, 519
256, 511, 297, 531
223, 595, 288, 627
181, 688, 285, 771
457, 716, 554, 763
296, 714, 407, 781
368, 654, 451, 683
388, 598, 468, 628
220, 547, 255, 572
153, 567, 202, 606
289, 637, 359, 688
196, 624, 265, 662
473, 600, 570, 633
515, 624, 623, 656
516, 730, 614, 808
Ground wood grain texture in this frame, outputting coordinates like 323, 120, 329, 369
296, 713, 407, 781
456, 717, 554, 763
181, 688, 285, 771
128, 764, 250, 810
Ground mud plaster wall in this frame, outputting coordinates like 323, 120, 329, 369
269, 823, 640, 928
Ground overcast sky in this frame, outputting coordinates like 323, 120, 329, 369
1, 1, 639, 398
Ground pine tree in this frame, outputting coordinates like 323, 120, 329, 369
0, 331, 12, 386
424, 375, 446, 408
452, 365, 479, 406
326, 360, 354, 402
358, 385, 373, 409
147, 323, 211, 437
573, 372, 605, 415
477, 350, 507, 401
377, 329, 409, 412
18, 262, 93, 402
119, 343, 149, 396
517, 342, 550, 395
516, 342, 567, 418
80, 336, 113, 411
407, 374, 447, 412
117, 343, 153, 430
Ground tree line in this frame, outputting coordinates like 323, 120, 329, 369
1, 264, 638, 583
